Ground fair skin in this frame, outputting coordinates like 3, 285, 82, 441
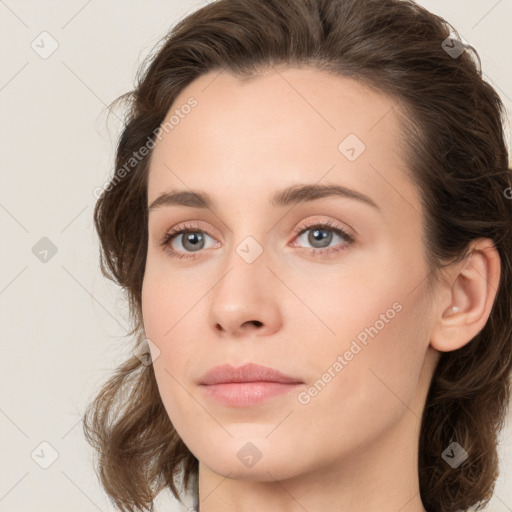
141, 67, 500, 512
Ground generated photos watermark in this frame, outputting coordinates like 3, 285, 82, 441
297, 301, 403, 405
93, 96, 198, 199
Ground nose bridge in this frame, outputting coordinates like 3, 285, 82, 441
207, 229, 282, 336
216, 232, 269, 299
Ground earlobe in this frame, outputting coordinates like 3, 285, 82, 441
430, 238, 501, 353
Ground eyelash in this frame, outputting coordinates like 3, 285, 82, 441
159, 220, 355, 260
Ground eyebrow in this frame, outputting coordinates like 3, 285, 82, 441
148, 183, 380, 213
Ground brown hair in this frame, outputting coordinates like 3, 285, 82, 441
82, 0, 512, 511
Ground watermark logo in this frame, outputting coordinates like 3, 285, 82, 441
134, 338, 160, 366
236, 236, 263, 264
31, 31, 59, 59
237, 442, 263, 468
31, 441, 59, 469
338, 133, 366, 162
442, 37, 466, 59
442, 442, 468, 469
32, 237, 58, 263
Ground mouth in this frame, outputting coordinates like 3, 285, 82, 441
198, 362, 303, 407
200, 381, 303, 407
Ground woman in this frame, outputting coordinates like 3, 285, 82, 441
83, 1, 512, 511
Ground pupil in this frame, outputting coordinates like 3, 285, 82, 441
184, 232, 204, 251
310, 228, 332, 248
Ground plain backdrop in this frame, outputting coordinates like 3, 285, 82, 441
0, 1, 511, 511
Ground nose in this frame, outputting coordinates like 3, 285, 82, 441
208, 245, 283, 339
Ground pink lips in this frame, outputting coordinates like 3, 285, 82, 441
199, 363, 303, 407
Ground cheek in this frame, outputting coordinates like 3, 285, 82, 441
299, 254, 431, 414
291, 297, 430, 465
141, 272, 198, 433
141, 256, 190, 338
141, 267, 201, 374
141, 274, 167, 340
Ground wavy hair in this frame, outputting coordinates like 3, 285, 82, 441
82, 1, 512, 511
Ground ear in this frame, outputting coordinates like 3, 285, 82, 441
430, 238, 501, 352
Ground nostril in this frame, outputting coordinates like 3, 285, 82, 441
215, 320, 263, 332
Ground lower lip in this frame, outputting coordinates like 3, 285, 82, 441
200, 382, 302, 406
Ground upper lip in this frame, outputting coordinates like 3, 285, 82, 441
199, 363, 303, 385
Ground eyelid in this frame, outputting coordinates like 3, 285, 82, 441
291, 218, 355, 241
160, 218, 353, 243
159, 217, 356, 259
159, 220, 219, 242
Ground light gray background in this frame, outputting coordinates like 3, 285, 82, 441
0, 1, 511, 511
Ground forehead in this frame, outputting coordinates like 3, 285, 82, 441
147, 67, 420, 220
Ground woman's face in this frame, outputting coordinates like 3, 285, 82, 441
142, 67, 441, 483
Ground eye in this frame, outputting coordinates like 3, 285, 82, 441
160, 219, 355, 260
159, 222, 219, 260
291, 220, 355, 256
